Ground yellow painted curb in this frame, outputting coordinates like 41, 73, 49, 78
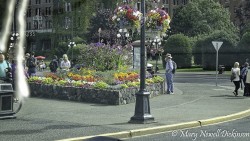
199, 109, 250, 126
57, 109, 250, 141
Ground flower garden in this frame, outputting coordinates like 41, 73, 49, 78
28, 68, 165, 105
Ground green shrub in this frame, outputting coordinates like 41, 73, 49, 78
93, 81, 109, 89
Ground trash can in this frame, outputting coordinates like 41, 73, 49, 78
218, 65, 225, 74
0, 83, 15, 119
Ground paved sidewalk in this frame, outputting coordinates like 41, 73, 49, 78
1, 71, 250, 141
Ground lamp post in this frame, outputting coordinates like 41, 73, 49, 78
152, 36, 161, 73
98, 28, 102, 43
117, 28, 129, 46
129, 0, 155, 124
68, 41, 76, 61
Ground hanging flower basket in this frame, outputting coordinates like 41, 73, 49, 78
111, 5, 142, 30
146, 8, 171, 34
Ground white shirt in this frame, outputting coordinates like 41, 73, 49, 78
60, 60, 71, 70
231, 67, 240, 81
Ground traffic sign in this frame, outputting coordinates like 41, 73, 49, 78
212, 41, 223, 51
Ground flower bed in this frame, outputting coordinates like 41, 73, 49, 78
28, 68, 165, 105
29, 82, 164, 105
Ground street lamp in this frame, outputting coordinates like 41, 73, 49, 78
129, 0, 155, 124
117, 28, 129, 46
152, 36, 161, 73
98, 28, 102, 43
68, 41, 76, 61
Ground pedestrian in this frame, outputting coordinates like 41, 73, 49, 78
231, 62, 241, 96
244, 65, 250, 97
26, 52, 37, 77
240, 62, 249, 96
165, 53, 174, 94
60, 54, 71, 71
49, 55, 59, 73
0, 53, 11, 79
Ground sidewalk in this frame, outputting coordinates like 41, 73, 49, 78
3, 71, 250, 141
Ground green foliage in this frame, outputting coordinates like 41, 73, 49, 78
74, 43, 132, 71
126, 81, 140, 87
171, 0, 238, 37
86, 8, 117, 44
152, 76, 164, 83
194, 30, 239, 70
93, 81, 109, 89
163, 34, 192, 68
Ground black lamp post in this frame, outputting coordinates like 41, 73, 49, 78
68, 41, 76, 61
152, 36, 161, 73
129, 0, 155, 124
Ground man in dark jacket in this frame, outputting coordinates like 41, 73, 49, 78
26, 52, 37, 76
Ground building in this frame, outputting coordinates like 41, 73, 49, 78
25, 0, 53, 52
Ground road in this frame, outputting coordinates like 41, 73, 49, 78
124, 116, 250, 141
0, 72, 241, 141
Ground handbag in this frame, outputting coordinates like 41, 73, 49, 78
230, 72, 236, 82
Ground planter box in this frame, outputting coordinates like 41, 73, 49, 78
28, 82, 164, 105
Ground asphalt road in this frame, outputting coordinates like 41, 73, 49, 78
0, 72, 241, 141
124, 116, 250, 141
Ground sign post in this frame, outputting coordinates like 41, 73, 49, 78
212, 41, 223, 86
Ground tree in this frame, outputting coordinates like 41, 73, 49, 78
194, 30, 238, 70
86, 8, 118, 44
170, 0, 238, 37
163, 34, 192, 68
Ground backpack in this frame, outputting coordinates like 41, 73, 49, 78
172, 61, 177, 74
49, 60, 57, 70
27, 57, 37, 68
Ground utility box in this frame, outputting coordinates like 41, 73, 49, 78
0, 83, 15, 119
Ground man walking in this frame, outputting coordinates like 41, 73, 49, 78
165, 53, 174, 94
26, 52, 37, 77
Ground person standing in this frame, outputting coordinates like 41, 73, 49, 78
49, 55, 59, 73
60, 54, 71, 71
26, 52, 37, 77
231, 62, 241, 96
0, 53, 11, 79
165, 53, 174, 94
240, 62, 249, 96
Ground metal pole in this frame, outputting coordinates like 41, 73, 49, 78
155, 44, 158, 73
129, 0, 155, 124
216, 49, 218, 86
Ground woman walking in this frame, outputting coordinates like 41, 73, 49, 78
231, 62, 241, 96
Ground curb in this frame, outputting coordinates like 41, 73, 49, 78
57, 109, 250, 141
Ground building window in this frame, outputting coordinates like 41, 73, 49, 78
163, 0, 169, 4
46, 7, 51, 15
137, 2, 141, 11
183, 0, 188, 5
65, 3, 71, 12
27, 8, 31, 17
34, 21, 38, 29
26, 22, 32, 30
35, 8, 41, 16
35, 0, 41, 4
173, 0, 177, 5
45, 0, 51, 3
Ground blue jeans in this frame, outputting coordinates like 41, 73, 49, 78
166, 73, 173, 93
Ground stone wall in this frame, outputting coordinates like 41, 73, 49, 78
29, 82, 164, 105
